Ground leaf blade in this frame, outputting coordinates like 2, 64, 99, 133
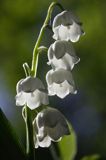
0, 108, 26, 160
57, 122, 77, 160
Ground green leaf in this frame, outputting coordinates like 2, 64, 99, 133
56, 122, 77, 160
81, 154, 100, 160
0, 108, 26, 160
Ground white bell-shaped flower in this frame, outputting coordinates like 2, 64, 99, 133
16, 76, 49, 110
53, 10, 84, 42
46, 68, 77, 98
33, 108, 70, 148
47, 40, 80, 70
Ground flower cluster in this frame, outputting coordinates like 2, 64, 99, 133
46, 10, 84, 98
16, 7, 84, 149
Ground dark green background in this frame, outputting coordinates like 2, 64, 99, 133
0, 0, 106, 159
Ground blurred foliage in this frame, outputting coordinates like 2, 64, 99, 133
81, 154, 100, 160
57, 123, 77, 160
0, 109, 26, 160
0, 0, 106, 159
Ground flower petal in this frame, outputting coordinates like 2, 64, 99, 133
48, 80, 75, 98
47, 40, 80, 70
16, 79, 24, 93
36, 135, 51, 148
26, 90, 49, 110
34, 108, 70, 144
15, 92, 26, 106
53, 11, 74, 28
49, 53, 79, 70
40, 91, 49, 105
52, 26, 60, 40
58, 25, 70, 41
52, 10, 84, 42
46, 69, 76, 98
47, 122, 69, 141
46, 68, 74, 84
68, 22, 82, 42
21, 77, 45, 92
26, 92, 40, 110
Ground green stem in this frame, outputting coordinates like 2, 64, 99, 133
31, 1, 59, 77
25, 106, 35, 160
24, 2, 58, 160
23, 65, 35, 160
24, 2, 64, 160
23, 62, 31, 76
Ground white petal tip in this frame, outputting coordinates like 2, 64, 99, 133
16, 102, 20, 106
74, 90, 77, 94
52, 34, 57, 40
47, 62, 51, 65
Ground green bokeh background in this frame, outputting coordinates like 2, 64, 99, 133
0, 0, 106, 159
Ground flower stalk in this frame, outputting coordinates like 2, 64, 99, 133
15, 0, 85, 159
25, 106, 35, 160
24, 2, 63, 160
31, 1, 63, 77
23, 65, 35, 160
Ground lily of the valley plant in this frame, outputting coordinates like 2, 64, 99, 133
15, 1, 84, 160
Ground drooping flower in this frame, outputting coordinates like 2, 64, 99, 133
33, 107, 70, 148
46, 68, 77, 98
47, 40, 80, 70
16, 76, 49, 110
52, 10, 84, 42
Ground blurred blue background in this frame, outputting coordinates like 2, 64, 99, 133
0, 0, 106, 159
